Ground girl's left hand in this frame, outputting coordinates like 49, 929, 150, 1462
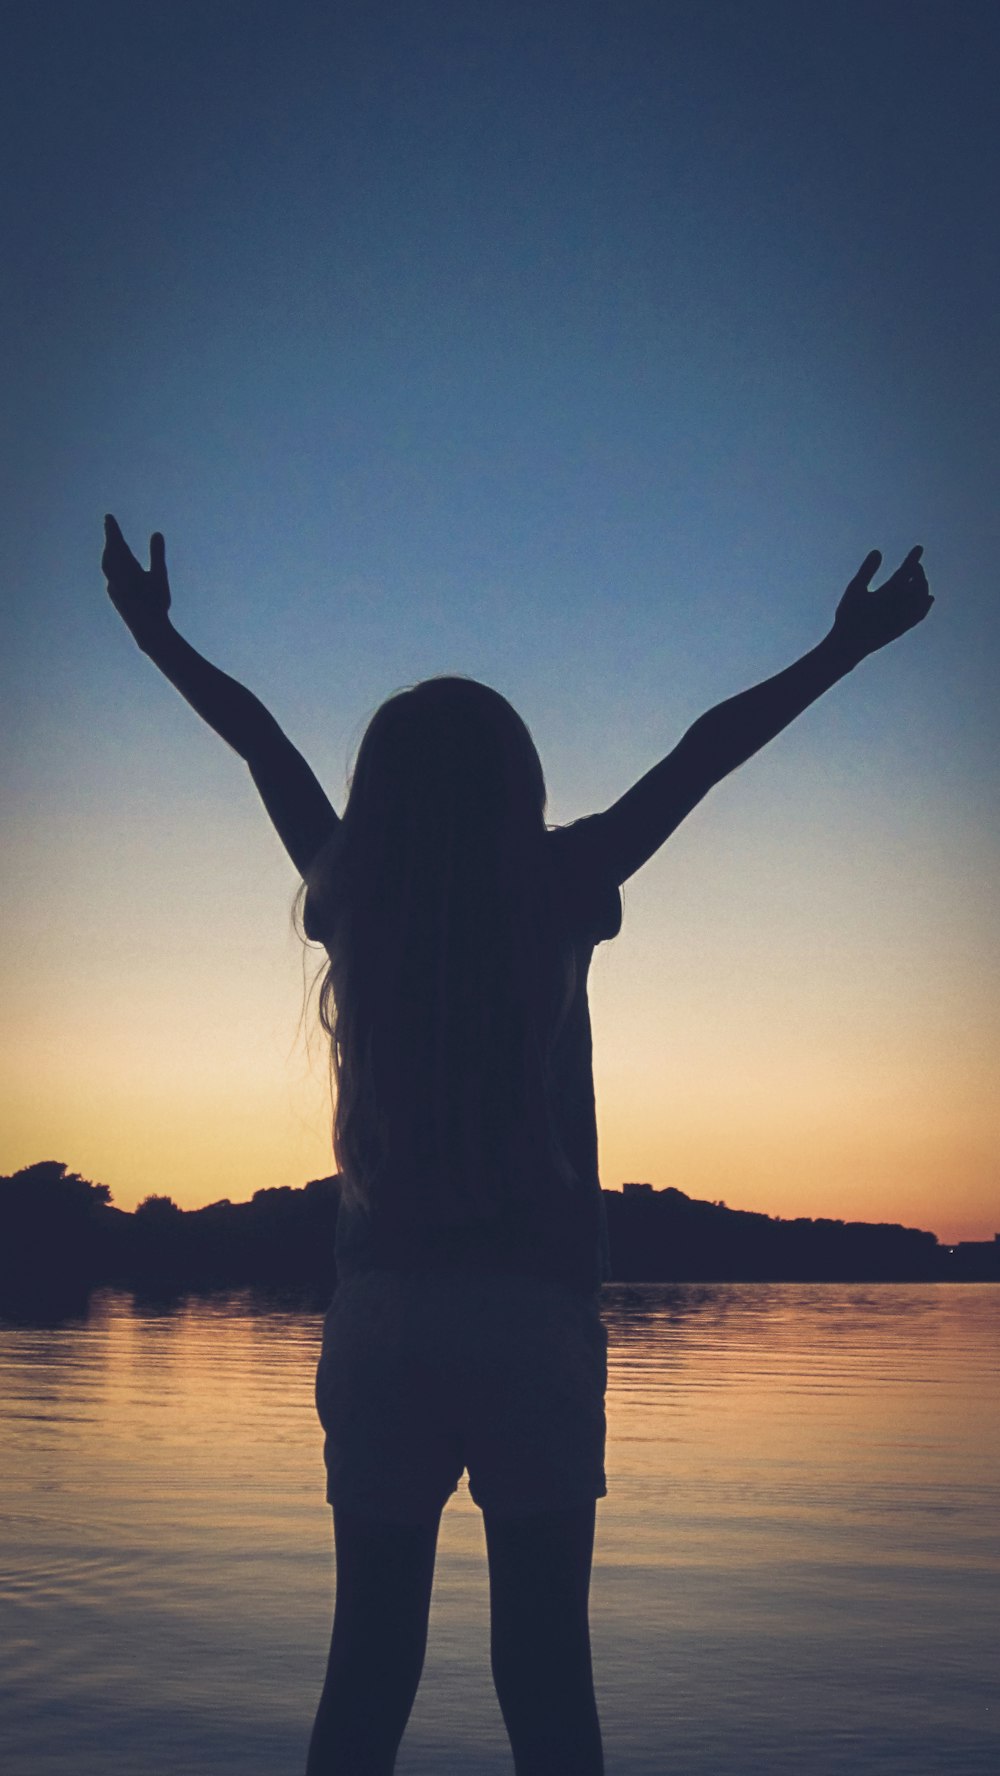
102, 514, 172, 647
830, 546, 934, 663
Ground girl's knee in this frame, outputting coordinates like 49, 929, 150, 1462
484, 1501, 596, 1622
485, 1504, 597, 1704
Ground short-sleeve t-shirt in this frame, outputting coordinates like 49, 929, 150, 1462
332, 814, 622, 1297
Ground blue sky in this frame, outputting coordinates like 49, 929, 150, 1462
3, 1, 998, 1237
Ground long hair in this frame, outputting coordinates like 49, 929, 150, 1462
304, 677, 577, 1221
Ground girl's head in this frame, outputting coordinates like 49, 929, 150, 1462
346, 673, 547, 850
305, 676, 576, 1220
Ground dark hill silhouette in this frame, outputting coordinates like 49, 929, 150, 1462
607, 1182, 936, 1282
0, 1163, 995, 1315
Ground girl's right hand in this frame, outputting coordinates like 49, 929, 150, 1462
102, 514, 172, 647
830, 545, 934, 664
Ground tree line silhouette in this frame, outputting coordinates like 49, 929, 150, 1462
0, 1162, 995, 1315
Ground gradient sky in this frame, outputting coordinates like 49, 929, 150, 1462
3, 1, 998, 1241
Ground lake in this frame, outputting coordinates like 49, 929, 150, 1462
1, 1283, 997, 1774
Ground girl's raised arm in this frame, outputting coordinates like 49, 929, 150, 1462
586, 547, 934, 887
101, 516, 338, 877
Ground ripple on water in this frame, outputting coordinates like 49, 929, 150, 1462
1, 1282, 998, 1776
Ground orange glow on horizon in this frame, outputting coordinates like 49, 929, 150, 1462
3, 767, 996, 1248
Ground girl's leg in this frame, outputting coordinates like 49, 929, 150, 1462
484, 1500, 604, 1776
306, 1504, 442, 1776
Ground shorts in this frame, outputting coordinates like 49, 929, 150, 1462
315, 1268, 608, 1522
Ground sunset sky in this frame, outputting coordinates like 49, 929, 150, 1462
4, 2, 998, 1242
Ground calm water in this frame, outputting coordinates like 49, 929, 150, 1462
1, 1283, 997, 1775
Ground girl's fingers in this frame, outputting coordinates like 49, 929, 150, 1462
103, 514, 138, 572
893, 546, 924, 583
104, 514, 131, 559
855, 549, 882, 588
889, 550, 928, 595
150, 531, 167, 576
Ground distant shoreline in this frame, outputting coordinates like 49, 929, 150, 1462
2, 1164, 997, 1315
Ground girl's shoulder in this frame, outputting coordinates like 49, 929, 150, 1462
302, 825, 347, 944
546, 816, 623, 946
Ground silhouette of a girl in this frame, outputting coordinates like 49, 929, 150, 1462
101, 515, 932, 1775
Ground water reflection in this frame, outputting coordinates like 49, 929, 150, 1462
1, 1284, 997, 1775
